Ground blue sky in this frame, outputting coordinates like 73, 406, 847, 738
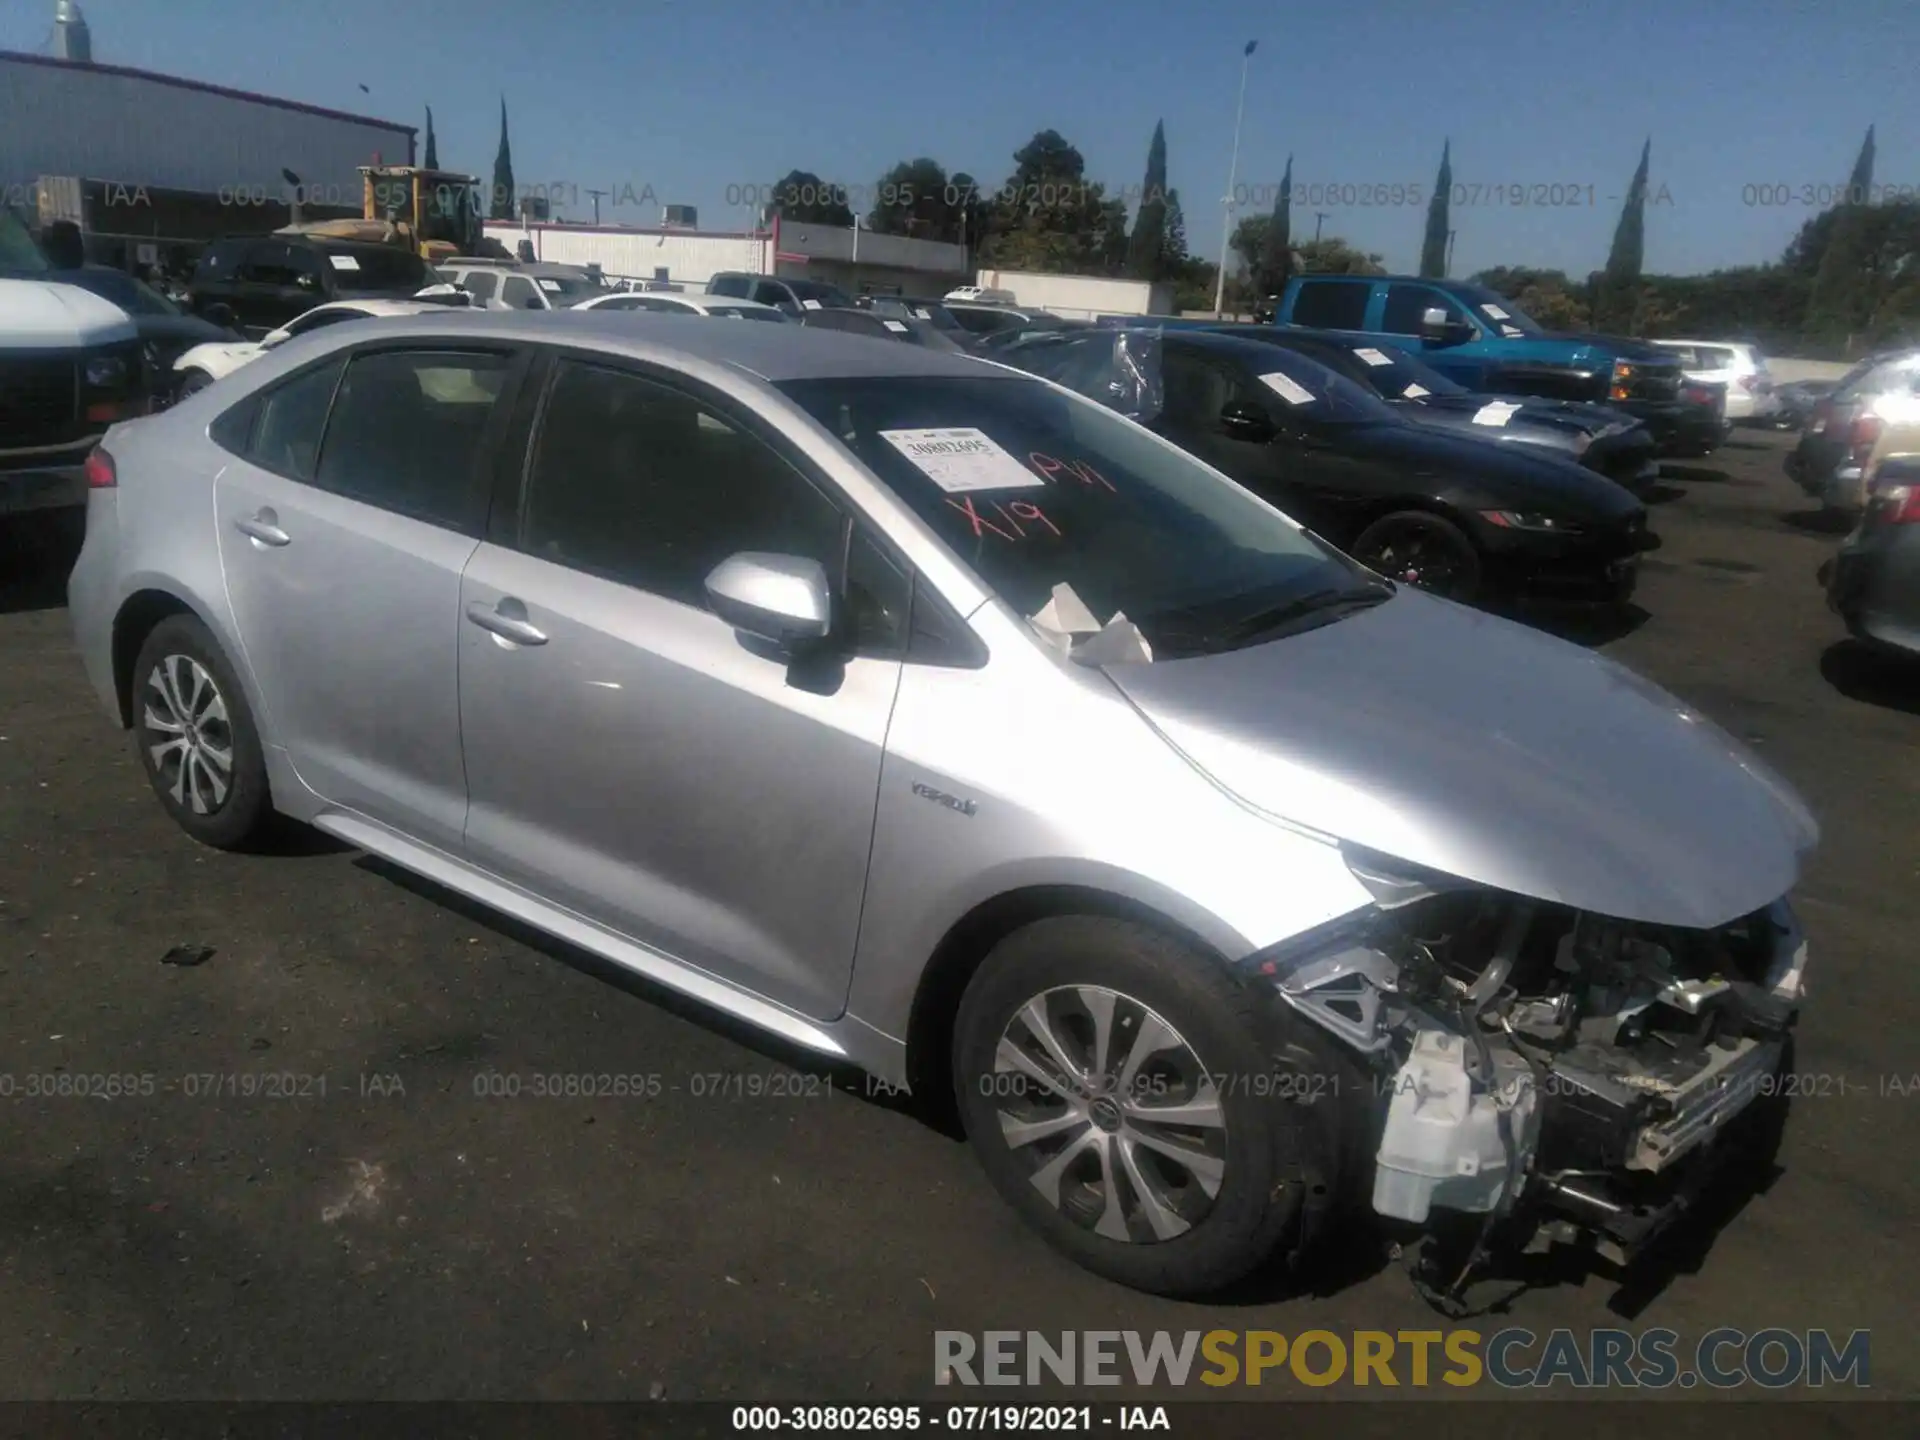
5, 0, 1914, 278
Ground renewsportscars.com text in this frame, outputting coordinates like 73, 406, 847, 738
934, 1328, 1870, 1389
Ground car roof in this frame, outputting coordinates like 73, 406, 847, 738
316, 308, 1000, 380
1160, 327, 1320, 366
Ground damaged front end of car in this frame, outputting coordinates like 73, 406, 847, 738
1247, 842, 1808, 1312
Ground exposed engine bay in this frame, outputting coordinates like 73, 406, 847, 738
1256, 847, 1807, 1308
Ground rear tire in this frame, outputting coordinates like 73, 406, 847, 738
953, 916, 1348, 1297
1350, 510, 1484, 602
130, 614, 274, 851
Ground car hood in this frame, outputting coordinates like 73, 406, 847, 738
1104, 588, 1817, 929
135, 313, 232, 345
0, 277, 138, 348
174, 341, 261, 372
1334, 420, 1643, 523
1542, 330, 1683, 363
1409, 393, 1631, 438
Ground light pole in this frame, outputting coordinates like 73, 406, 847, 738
1213, 39, 1257, 317
586, 187, 606, 225
1313, 211, 1329, 243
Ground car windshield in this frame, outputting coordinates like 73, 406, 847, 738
1460, 285, 1545, 336
1342, 342, 1469, 398
66, 267, 181, 317
875, 298, 965, 331
318, 245, 430, 292
1233, 345, 1400, 423
775, 374, 1380, 656
532, 275, 604, 303
789, 279, 854, 308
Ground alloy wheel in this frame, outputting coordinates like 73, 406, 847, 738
141, 653, 234, 816
1357, 523, 1469, 596
990, 985, 1227, 1244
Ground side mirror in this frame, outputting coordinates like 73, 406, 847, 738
704, 552, 833, 650
1219, 400, 1275, 441
260, 327, 292, 348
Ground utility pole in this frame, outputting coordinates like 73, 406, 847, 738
1312, 212, 1329, 244
586, 188, 607, 225
1213, 39, 1258, 316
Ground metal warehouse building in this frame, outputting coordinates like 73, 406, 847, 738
1, 18, 413, 271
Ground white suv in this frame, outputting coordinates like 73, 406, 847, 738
1652, 340, 1779, 423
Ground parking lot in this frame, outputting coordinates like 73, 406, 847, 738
0, 425, 1915, 1403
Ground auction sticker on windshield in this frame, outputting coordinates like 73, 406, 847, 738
1473, 401, 1522, 426
1403, 383, 1431, 398
1482, 302, 1510, 319
1354, 347, 1392, 366
801, 299, 822, 310
1259, 372, 1316, 406
879, 428, 1045, 494
537, 278, 562, 292
328, 254, 360, 271
883, 320, 909, 332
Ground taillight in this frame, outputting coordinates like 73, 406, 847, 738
1849, 414, 1884, 466
84, 447, 116, 489
1869, 483, 1920, 524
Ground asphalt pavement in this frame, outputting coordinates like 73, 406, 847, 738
0, 428, 1915, 1404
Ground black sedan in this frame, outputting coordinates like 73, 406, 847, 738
1205, 325, 1661, 495
797, 306, 970, 353
854, 295, 976, 345
1002, 328, 1653, 604
41, 265, 236, 406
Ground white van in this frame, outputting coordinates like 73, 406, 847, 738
2, 210, 142, 519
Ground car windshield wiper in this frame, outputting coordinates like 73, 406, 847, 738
1220, 582, 1393, 644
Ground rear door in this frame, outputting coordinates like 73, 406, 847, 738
455, 354, 905, 1019
1157, 345, 1330, 527
213, 342, 525, 849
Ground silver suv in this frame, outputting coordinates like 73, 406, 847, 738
68, 311, 1817, 1297
440, 259, 605, 311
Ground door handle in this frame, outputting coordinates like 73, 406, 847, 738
233, 510, 291, 547
464, 600, 548, 646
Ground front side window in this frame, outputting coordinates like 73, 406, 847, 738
248, 357, 346, 480
501, 276, 542, 310
706, 274, 752, 299
239, 242, 304, 288
311, 349, 513, 530
518, 362, 845, 609
460, 270, 499, 301
1380, 283, 1467, 336
775, 374, 1372, 656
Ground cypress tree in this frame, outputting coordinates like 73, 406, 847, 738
1419, 140, 1451, 277
490, 98, 516, 220
1127, 121, 1169, 279
1598, 139, 1650, 331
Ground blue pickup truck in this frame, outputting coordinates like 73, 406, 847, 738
1263, 275, 1715, 457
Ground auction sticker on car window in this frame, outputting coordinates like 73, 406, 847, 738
883, 319, 909, 332
1403, 383, 1430, 398
879, 428, 1045, 494
1473, 401, 1522, 427
537, 278, 563, 292
1259, 372, 1316, 405
801, 299, 822, 310
912, 307, 931, 319
1353, 347, 1392, 366
1481, 302, 1510, 319
328, 254, 360, 271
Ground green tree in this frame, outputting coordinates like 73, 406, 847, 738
867, 158, 956, 240
423, 106, 439, 170
981, 130, 1128, 274
1471, 265, 1590, 330
1806, 127, 1885, 349
767, 170, 854, 227
489, 97, 515, 220
1257, 156, 1293, 297
1295, 236, 1386, 275
1419, 139, 1451, 277
1160, 188, 1188, 272
1126, 120, 1169, 280
1594, 139, 1650, 331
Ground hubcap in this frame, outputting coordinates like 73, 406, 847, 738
142, 654, 234, 816
990, 985, 1227, 1244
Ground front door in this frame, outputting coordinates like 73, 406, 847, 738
1158, 347, 1323, 526
213, 344, 520, 850
457, 357, 902, 1019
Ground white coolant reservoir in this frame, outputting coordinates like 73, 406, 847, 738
1372, 1028, 1535, 1223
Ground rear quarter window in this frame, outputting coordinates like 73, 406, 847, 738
1290, 280, 1372, 330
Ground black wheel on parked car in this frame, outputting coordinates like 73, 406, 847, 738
952, 915, 1350, 1297
175, 369, 214, 399
130, 614, 274, 850
1350, 511, 1484, 602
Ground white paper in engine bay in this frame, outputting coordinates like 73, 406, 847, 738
878, 428, 1045, 494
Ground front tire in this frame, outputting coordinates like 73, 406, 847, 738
1350, 510, 1484, 602
953, 916, 1345, 1296
130, 614, 274, 850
